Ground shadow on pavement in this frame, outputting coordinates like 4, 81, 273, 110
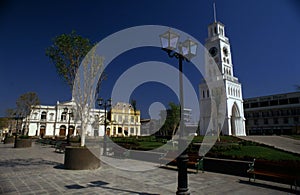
239, 179, 298, 194
0, 158, 60, 167
65, 180, 159, 195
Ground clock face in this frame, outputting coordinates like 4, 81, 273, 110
223, 47, 228, 56
209, 47, 218, 57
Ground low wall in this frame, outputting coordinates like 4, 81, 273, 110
4, 137, 14, 144
203, 157, 251, 177
128, 150, 163, 163
15, 139, 32, 148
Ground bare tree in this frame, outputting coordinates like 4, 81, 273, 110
16, 92, 40, 135
72, 47, 104, 147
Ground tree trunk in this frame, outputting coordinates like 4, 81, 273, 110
80, 119, 87, 147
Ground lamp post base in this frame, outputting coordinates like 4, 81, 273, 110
176, 153, 190, 195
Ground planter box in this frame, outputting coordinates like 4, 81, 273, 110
4, 137, 14, 144
64, 147, 100, 170
14, 139, 32, 148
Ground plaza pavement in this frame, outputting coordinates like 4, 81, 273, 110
0, 142, 297, 195
238, 135, 300, 155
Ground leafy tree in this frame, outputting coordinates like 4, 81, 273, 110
0, 118, 9, 130
159, 102, 180, 136
130, 99, 137, 114
46, 31, 94, 90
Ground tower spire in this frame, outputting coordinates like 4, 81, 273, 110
213, 2, 217, 23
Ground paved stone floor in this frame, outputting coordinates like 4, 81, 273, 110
0, 142, 298, 194
238, 135, 300, 155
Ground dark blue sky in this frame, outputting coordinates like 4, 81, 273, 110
1, 0, 300, 118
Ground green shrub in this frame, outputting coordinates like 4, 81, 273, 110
19, 135, 30, 139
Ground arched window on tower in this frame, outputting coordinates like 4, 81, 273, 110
207, 90, 210, 98
203, 90, 205, 98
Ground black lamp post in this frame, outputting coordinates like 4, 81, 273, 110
97, 98, 111, 156
14, 113, 20, 148
64, 107, 73, 145
160, 29, 197, 195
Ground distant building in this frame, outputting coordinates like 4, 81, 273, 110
244, 92, 300, 135
24, 100, 142, 137
108, 102, 141, 136
23, 100, 105, 137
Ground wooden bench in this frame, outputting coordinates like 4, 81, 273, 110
188, 153, 204, 173
159, 152, 204, 173
55, 141, 68, 153
247, 159, 299, 190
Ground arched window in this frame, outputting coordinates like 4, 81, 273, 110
41, 111, 47, 121
49, 113, 54, 121
228, 87, 230, 95
61, 112, 67, 121
207, 90, 210, 98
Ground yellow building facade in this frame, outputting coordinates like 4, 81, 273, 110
108, 102, 141, 137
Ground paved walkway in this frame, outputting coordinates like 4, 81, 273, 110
238, 135, 300, 155
0, 142, 297, 194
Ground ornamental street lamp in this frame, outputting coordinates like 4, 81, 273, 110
64, 107, 73, 145
97, 98, 112, 156
160, 29, 197, 195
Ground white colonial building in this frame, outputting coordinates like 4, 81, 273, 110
199, 19, 246, 136
23, 100, 142, 137
23, 100, 106, 137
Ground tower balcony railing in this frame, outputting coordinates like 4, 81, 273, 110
223, 75, 239, 82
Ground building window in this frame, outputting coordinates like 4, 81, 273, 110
289, 98, 299, 104
274, 118, 279, 124
118, 115, 122, 122
254, 119, 258, 125
41, 112, 47, 121
33, 112, 38, 120
270, 100, 278, 106
264, 118, 268, 125
130, 128, 134, 134
294, 117, 299, 123
61, 112, 67, 121
283, 118, 289, 124
49, 113, 54, 121
131, 116, 134, 123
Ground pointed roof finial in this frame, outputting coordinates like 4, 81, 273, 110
213, 2, 217, 23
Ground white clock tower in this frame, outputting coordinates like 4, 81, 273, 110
199, 17, 246, 136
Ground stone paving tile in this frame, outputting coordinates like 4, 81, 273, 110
0, 142, 299, 194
